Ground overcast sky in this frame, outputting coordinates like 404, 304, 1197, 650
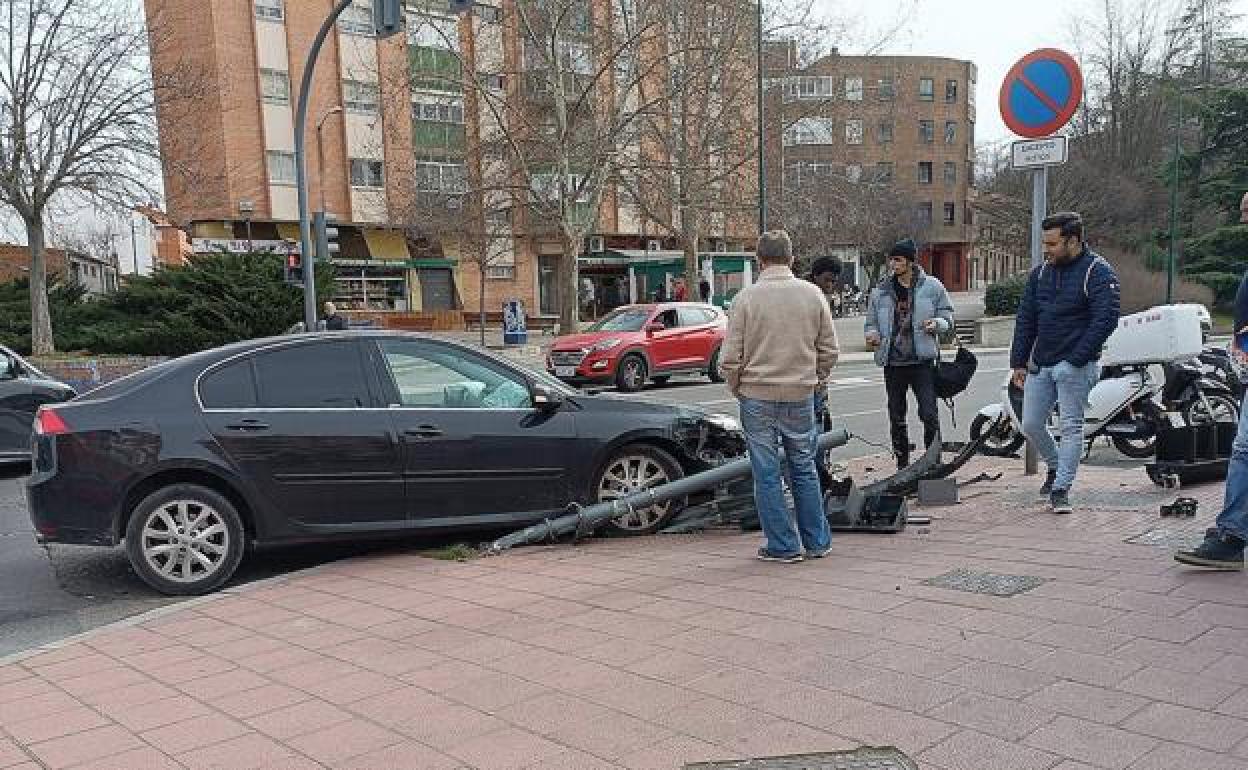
823, 0, 1248, 145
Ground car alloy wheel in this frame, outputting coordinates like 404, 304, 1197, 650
615, 355, 647, 392
125, 484, 245, 595
597, 446, 684, 534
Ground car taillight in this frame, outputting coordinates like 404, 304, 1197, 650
34, 408, 70, 436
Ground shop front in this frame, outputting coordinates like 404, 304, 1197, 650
599, 250, 756, 309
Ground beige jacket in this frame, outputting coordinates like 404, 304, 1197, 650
721, 265, 839, 402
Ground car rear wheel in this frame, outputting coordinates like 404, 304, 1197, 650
615, 354, 648, 392
596, 445, 685, 535
125, 484, 245, 596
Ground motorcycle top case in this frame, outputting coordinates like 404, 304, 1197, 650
1100, 305, 1204, 367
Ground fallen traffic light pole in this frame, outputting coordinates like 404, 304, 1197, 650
487, 429, 851, 553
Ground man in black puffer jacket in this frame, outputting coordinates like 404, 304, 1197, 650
1010, 212, 1120, 515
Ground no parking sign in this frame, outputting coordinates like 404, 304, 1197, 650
999, 48, 1083, 139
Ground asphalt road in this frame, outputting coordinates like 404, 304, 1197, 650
2, 347, 1132, 658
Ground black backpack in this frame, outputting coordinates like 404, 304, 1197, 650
934, 342, 977, 399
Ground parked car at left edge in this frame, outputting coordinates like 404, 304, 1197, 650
0, 345, 75, 462
26, 332, 745, 595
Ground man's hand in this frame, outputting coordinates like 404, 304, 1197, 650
1011, 368, 1027, 388
865, 331, 881, 347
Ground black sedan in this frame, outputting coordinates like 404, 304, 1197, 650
0, 345, 75, 462
27, 332, 744, 595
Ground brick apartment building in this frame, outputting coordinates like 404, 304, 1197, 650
143, 0, 756, 321
766, 48, 978, 290
0, 245, 120, 295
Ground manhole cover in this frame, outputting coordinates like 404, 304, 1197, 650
1125, 527, 1206, 549
686, 748, 916, 769
922, 568, 1046, 597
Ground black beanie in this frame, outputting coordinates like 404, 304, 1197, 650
890, 238, 918, 261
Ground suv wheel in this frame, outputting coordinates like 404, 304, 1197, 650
615, 354, 648, 392
596, 445, 685, 534
125, 484, 246, 596
707, 348, 725, 383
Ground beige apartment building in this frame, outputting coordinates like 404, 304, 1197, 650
767, 49, 978, 290
143, 0, 757, 321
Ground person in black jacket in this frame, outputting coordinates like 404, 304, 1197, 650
1175, 190, 1248, 570
1010, 212, 1120, 514
323, 302, 348, 331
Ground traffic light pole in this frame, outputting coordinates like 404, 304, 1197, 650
294, 0, 355, 332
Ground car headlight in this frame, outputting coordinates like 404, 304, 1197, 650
590, 338, 622, 353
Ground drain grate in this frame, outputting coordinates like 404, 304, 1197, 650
922, 568, 1047, 597
686, 748, 917, 769
1125, 527, 1206, 549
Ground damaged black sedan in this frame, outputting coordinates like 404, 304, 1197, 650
27, 332, 746, 595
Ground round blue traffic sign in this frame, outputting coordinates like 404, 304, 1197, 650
999, 48, 1083, 138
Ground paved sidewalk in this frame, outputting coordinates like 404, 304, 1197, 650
3, 456, 1247, 769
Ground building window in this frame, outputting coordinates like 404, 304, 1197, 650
783, 75, 834, 102
254, 0, 283, 21
946, 79, 958, 103
919, 120, 934, 143
845, 118, 863, 145
260, 69, 290, 105
944, 161, 956, 185
844, 76, 863, 101
918, 162, 933, 185
338, 0, 374, 35
266, 151, 296, 185
409, 16, 460, 50
846, 164, 862, 183
783, 117, 835, 146
877, 120, 893, 143
784, 162, 835, 188
945, 120, 957, 144
943, 202, 956, 225
350, 159, 385, 188
343, 80, 379, 114
877, 78, 894, 100
482, 74, 506, 90
919, 77, 934, 101
486, 265, 515, 279
918, 202, 933, 225
875, 162, 894, 183
416, 161, 467, 192
476, 4, 502, 22
529, 172, 590, 204
412, 97, 464, 123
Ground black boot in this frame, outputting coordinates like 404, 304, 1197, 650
1175, 529, 1245, 570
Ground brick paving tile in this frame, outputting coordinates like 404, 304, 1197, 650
492, 692, 614, 737
284, 718, 406, 765
943, 633, 1053, 668
0, 691, 83, 726
927, 691, 1056, 742
1215, 687, 1248, 719
1022, 681, 1150, 725
1111, 637, 1225, 674
56, 666, 152, 698
832, 701, 960, 756
208, 682, 311, 720
0, 737, 32, 767
847, 669, 964, 712
938, 660, 1056, 699
141, 713, 252, 755
1025, 649, 1142, 687
1126, 741, 1248, 770
174, 731, 308, 769
719, 720, 858, 760
1025, 716, 1157, 770
391, 700, 507, 750
919, 728, 1061, 770
625, 650, 726, 685
4, 705, 110, 745
1116, 665, 1241, 709
1121, 702, 1248, 752
616, 735, 730, 770
176, 668, 272, 701
1179, 601, 1248, 629
71, 747, 184, 770
245, 698, 355, 740
26, 724, 145, 769
1026, 623, 1133, 656
444, 726, 576, 770
334, 740, 464, 769
544, 709, 673, 760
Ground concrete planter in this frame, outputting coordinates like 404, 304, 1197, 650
975, 316, 1016, 347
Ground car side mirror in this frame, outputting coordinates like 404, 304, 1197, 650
646, 322, 664, 335
532, 382, 565, 412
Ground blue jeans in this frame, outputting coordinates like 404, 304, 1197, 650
1020, 361, 1099, 492
1215, 393, 1248, 542
740, 396, 831, 556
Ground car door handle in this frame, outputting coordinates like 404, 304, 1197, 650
225, 419, 269, 432
404, 425, 443, 438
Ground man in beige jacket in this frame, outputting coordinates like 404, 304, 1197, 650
721, 230, 839, 562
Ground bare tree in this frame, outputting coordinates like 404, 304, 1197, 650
0, 0, 185, 353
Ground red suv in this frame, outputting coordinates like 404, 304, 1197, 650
547, 303, 727, 391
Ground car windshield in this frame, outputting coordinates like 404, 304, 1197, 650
590, 307, 651, 332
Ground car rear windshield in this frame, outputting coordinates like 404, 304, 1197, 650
589, 307, 650, 332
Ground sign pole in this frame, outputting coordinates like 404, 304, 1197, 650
1023, 164, 1048, 476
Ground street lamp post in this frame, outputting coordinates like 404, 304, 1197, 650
316, 106, 343, 216
238, 199, 255, 252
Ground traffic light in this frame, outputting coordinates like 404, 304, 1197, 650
372, 0, 404, 38
313, 212, 340, 263
284, 252, 303, 286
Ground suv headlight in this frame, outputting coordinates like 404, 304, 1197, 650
590, 338, 622, 353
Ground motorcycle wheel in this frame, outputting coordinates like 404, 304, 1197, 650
970, 413, 1024, 457
1184, 392, 1240, 427
1111, 435, 1157, 459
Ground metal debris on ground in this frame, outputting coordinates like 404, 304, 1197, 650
922, 568, 1047, 597
684, 747, 917, 769
1159, 497, 1198, 518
